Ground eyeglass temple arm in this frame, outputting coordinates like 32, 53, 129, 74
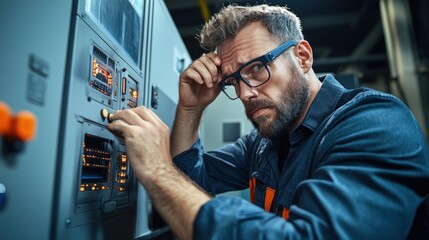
265, 40, 298, 62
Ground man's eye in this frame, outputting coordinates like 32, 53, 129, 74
251, 64, 264, 73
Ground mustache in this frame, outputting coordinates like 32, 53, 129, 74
244, 99, 274, 117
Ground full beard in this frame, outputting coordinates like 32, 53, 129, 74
244, 64, 310, 139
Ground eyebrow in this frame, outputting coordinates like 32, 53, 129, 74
222, 59, 248, 78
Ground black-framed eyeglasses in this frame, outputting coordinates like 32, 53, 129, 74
218, 40, 298, 100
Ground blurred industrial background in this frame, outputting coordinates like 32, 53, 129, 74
165, 0, 427, 81
165, 0, 429, 139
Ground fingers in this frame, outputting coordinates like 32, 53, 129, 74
106, 116, 130, 138
199, 53, 221, 86
109, 108, 142, 126
130, 107, 167, 131
182, 52, 221, 88
108, 106, 165, 130
144, 108, 169, 132
145, 108, 163, 123
127, 106, 155, 123
107, 108, 144, 137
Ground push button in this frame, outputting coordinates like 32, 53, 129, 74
100, 108, 113, 123
1, 102, 37, 154
0, 102, 37, 142
11, 111, 37, 142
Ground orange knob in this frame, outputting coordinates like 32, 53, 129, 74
12, 111, 37, 142
0, 102, 12, 135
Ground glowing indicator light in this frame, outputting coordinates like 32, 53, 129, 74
108, 74, 113, 86
92, 58, 97, 77
132, 89, 138, 99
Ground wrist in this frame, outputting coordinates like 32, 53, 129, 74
177, 101, 205, 116
136, 161, 176, 187
176, 103, 205, 125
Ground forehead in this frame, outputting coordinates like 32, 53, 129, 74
219, 22, 279, 74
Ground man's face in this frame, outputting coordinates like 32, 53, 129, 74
243, 60, 310, 138
219, 22, 310, 139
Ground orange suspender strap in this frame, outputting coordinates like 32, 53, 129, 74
264, 187, 276, 212
249, 177, 256, 203
249, 178, 289, 220
282, 207, 289, 220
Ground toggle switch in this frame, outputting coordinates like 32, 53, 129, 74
100, 108, 113, 123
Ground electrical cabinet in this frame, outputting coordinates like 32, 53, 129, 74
0, 1, 72, 239
135, 0, 192, 238
0, 0, 189, 239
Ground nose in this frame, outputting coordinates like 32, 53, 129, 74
238, 81, 258, 101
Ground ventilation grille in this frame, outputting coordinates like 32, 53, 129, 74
93, 46, 107, 64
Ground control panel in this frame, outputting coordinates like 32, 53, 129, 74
76, 128, 133, 215
52, 1, 147, 239
88, 45, 118, 108
120, 69, 140, 109
0, 0, 190, 239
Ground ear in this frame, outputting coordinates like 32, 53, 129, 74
293, 40, 313, 73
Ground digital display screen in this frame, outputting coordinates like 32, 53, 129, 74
80, 134, 111, 191
82, 167, 108, 183
90, 57, 113, 96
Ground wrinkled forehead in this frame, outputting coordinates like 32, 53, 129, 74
218, 37, 279, 76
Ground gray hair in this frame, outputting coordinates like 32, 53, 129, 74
198, 4, 304, 51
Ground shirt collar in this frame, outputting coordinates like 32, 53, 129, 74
299, 74, 346, 132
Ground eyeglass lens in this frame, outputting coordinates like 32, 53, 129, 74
222, 61, 269, 99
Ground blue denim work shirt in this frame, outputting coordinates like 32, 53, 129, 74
173, 75, 429, 239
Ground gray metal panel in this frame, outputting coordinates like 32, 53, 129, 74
53, 5, 144, 238
152, 88, 178, 129
0, 1, 72, 240
135, 0, 192, 237
148, 0, 192, 106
